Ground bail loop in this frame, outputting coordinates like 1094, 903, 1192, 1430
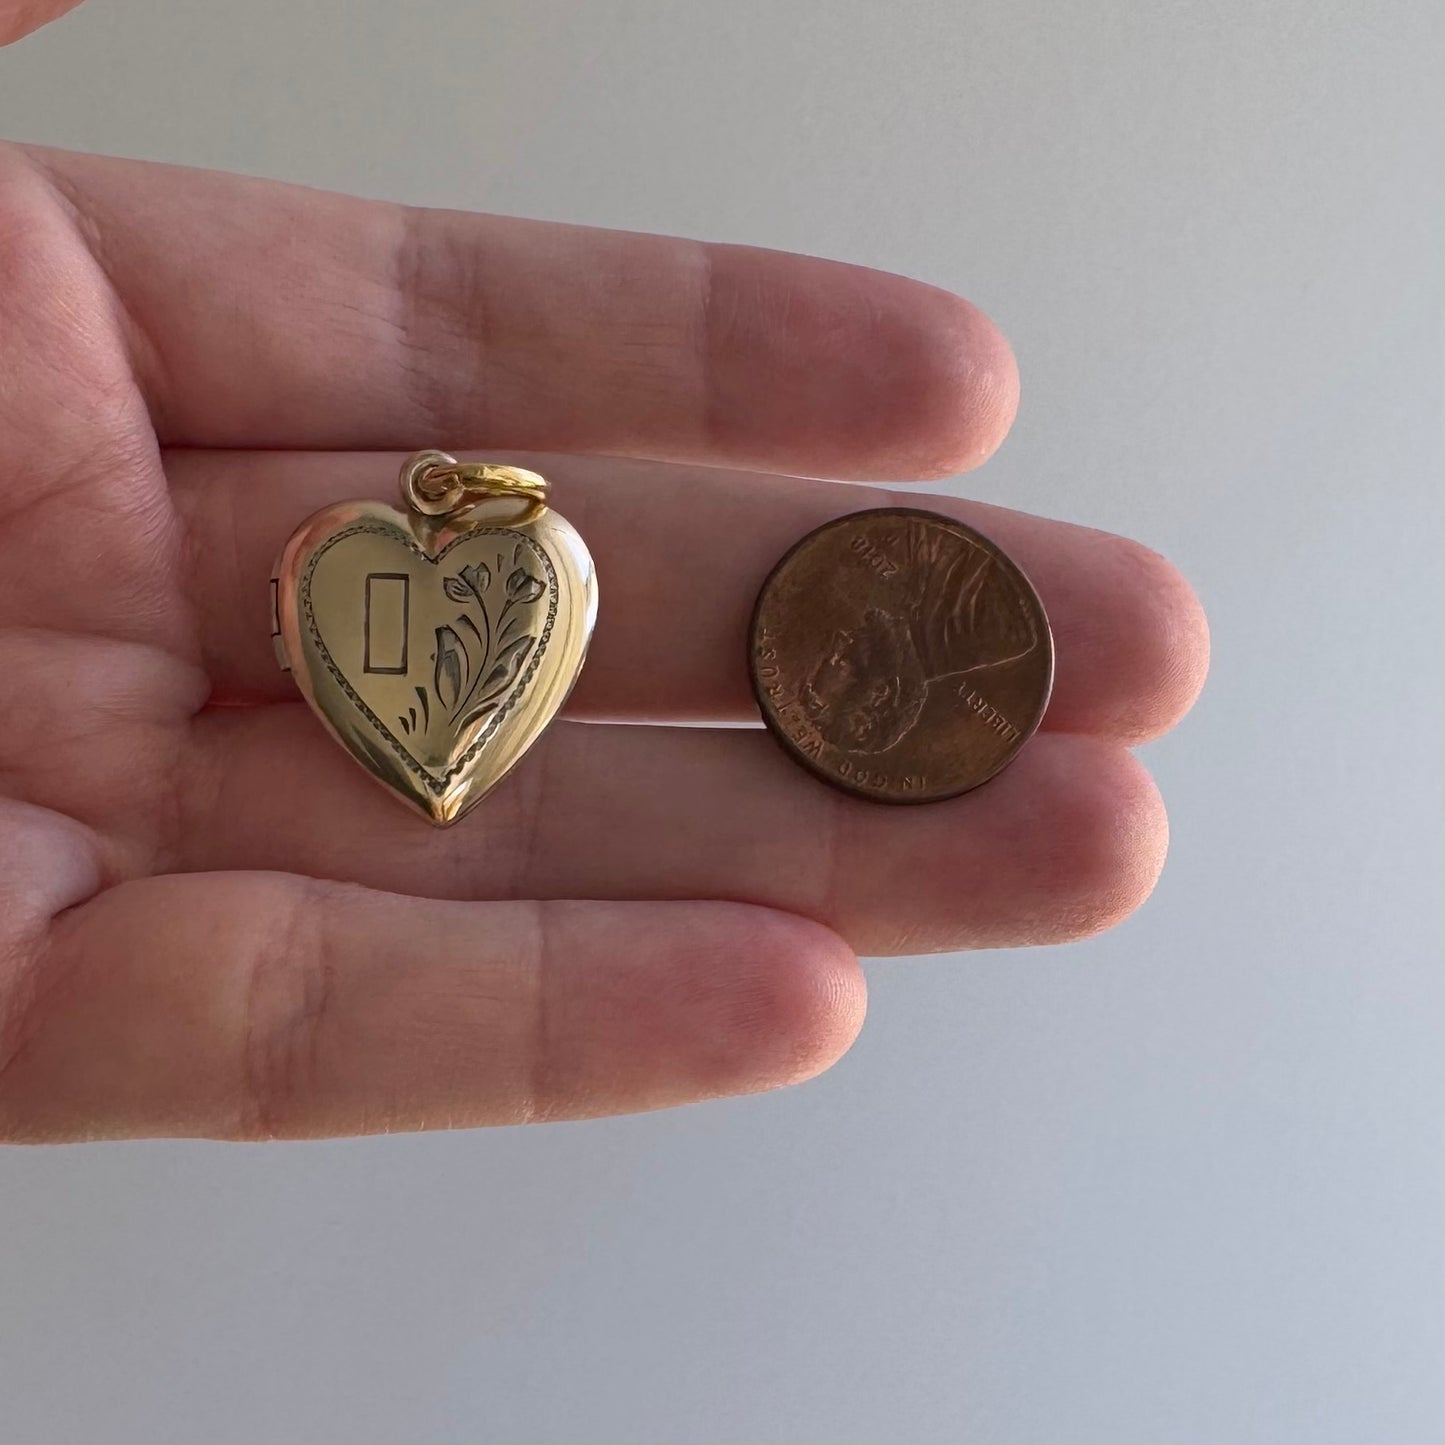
400, 450, 549, 518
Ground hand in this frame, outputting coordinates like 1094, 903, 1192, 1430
0, 135, 1206, 1140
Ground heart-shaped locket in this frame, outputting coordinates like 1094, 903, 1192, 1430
271, 458, 596, 825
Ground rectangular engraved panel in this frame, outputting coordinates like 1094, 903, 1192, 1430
363, 572, 410, 674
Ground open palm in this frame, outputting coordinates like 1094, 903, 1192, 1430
0, 141, 1206, 1141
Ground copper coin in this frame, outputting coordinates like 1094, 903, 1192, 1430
749, 508, 1053, 804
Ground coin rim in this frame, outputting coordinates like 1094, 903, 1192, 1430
747, 506, 1056, 805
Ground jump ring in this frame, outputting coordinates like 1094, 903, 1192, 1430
400, 451, 549, 517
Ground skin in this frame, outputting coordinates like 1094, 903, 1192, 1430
0, 1, 1208, 1141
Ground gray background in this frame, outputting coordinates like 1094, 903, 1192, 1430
1, 2, 1440, 1442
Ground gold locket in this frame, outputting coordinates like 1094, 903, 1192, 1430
271, 451, 597, 825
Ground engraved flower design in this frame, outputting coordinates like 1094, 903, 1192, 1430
506, 566, 545, 604
406, 544, 546, 738
443, 560, 492, 608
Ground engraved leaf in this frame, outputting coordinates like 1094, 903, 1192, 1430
479, 633, 534, 697
443, 575, 472, 604
506, 567, 545, 603
457, 700, 500, 732
433, 624, 467, 710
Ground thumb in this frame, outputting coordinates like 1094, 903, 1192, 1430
1, 0, 85, 46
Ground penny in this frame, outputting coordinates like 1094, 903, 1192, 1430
749, 508, 1053, 804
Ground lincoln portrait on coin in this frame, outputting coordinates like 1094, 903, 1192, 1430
800, 519, 1039, 754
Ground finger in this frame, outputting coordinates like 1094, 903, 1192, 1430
0, 152, 181, 656
172, 450, 1208, 744
0, 875, 863, 1141
0, 0, 83, 46
179, 707, 1168, 957
22, 144, 1017, 479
